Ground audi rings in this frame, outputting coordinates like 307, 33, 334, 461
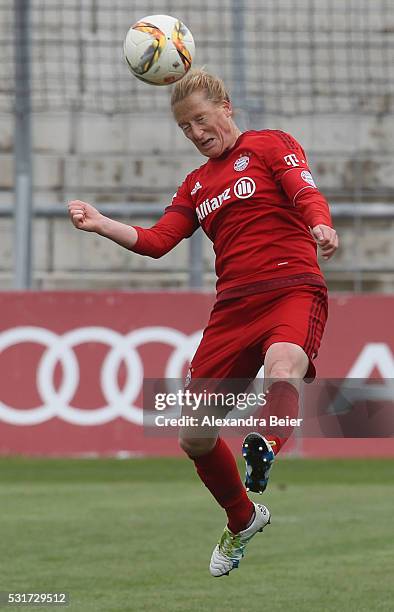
0, 326, 202, 426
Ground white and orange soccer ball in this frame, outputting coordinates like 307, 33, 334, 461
124, 14, 195, 86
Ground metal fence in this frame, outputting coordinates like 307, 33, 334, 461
3, 0, 394, 115
1, 0, 394, 290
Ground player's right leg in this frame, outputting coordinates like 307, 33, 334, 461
178, 298, 268, 575
209, 502, 271, 577
179, 433, 256, 539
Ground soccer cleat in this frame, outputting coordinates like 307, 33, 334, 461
242, 432, 275, 494
209, 502, 271, 577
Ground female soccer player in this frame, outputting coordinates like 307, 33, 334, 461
68, 69, 338, 577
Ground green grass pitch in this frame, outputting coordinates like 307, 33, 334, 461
0, 456, 393, 612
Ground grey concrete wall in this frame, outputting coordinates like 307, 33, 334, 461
1, 108, 394, 291
1, 0, 393, 291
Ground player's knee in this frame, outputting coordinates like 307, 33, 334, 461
265, 344, 309, 380
178, 436, 216, 458
267, 362, 294, 379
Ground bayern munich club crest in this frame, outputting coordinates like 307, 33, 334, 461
234, 155, 250, 172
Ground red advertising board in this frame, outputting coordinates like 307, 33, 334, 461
0, 292, 393, 457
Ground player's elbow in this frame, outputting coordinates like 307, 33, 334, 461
130, 228, 178, 259
129, 241, 172, 259
150, 250, 167, 259
134, 246, 170, 259
146, 236, 176, 258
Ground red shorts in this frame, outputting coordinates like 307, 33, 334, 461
189, 285, 328, 383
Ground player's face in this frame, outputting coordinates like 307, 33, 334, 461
174, 91, 238, 158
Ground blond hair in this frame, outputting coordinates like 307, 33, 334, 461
171, 68, 230, 109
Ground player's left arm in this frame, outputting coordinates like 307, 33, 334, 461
310, 223, 338, 260
261, 131, 339, 260
292, 187, 339, 260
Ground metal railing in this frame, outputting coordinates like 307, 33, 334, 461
2, 201, 394, 289
2, 202, 394, 219
8, 0, 394, 290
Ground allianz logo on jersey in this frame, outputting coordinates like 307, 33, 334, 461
196, 177, 256, 222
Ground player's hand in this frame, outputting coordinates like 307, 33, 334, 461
311, 224, 339, 260
68, 200, 103, 233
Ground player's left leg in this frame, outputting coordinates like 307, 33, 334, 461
243, 342, 308, 493
242, 284, 328, 494
264, 341, 308, 448
264, 340, 309, 382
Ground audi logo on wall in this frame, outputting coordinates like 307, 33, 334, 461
0, 326, 202, 426
1, 325, 393, 428
1, 293, 392, 458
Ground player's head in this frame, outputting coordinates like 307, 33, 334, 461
171, 68, 240, 158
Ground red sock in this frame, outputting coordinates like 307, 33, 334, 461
263, 381, 299, 455
193, 437, 254, 534
265, 434, 286, 455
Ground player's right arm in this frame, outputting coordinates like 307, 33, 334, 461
68, 200, 138, 249
68, 180, 198, 258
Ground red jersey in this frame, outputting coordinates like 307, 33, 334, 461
132, 130, 332, 300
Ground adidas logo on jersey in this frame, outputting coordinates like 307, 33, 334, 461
191, 181, 202, 195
